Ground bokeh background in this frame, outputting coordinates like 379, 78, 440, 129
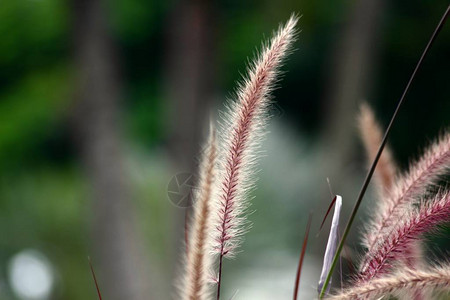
0, 0, 449, 299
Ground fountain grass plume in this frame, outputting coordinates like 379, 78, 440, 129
327, 264, 450, 300
360, 190, 450, 281
357, 102, 397, 199
361, 132, 450, 268
358, 104, 431, 300
213, 15, 298, 299
181, 124, 218, 300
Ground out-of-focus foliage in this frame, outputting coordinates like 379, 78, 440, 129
0, 0, 448, 299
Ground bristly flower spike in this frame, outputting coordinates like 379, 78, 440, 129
358, 104, 428, 299
357, 103, 397, 198
327, 264, 450, 300
363, 132, 450, 255
213, 15, 298, 300
360, 190, 450, 281
181, 123, 218, 300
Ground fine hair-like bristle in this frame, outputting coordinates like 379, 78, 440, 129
327, 264, 450, 300
357, 102, 397, 197
181, 124, 218, 300
360, 190, 450, 281
212, 15, 298, 299
362, 132, 450, 256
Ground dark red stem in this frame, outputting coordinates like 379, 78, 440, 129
293, 213, 313, 300
88, 257, 103, 300
216, 252, 224, 300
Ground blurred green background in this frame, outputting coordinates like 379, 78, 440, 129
0, 0, 449, 299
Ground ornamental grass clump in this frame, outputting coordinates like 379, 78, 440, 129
175, 6, 450, 300
179, 15, 298, 300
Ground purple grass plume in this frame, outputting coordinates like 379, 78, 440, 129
212, 14, 298, 299
360, 190, 450, 281
327, 264, 450, 300
181, 124, 218, 300
361, 132, 450, 272
357, 103, 397, 198
358, 104, 429, 299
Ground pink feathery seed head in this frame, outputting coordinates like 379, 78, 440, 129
181, 123, 218, 300
357, 102, 398, 252
359, 190, 450, 282
357, 102, 397, 196
213, 14, 298, 258
327, 264, 450, 300
362, 131, 450, 263
398, 241, 430, 300
357, 104, 428, 299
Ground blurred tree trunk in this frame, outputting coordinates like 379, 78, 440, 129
318, 0, 387, 197
71, 0, 153, 299
322, 0, 386, 163
164, 0, 217, 269
165, 0, 217, 171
